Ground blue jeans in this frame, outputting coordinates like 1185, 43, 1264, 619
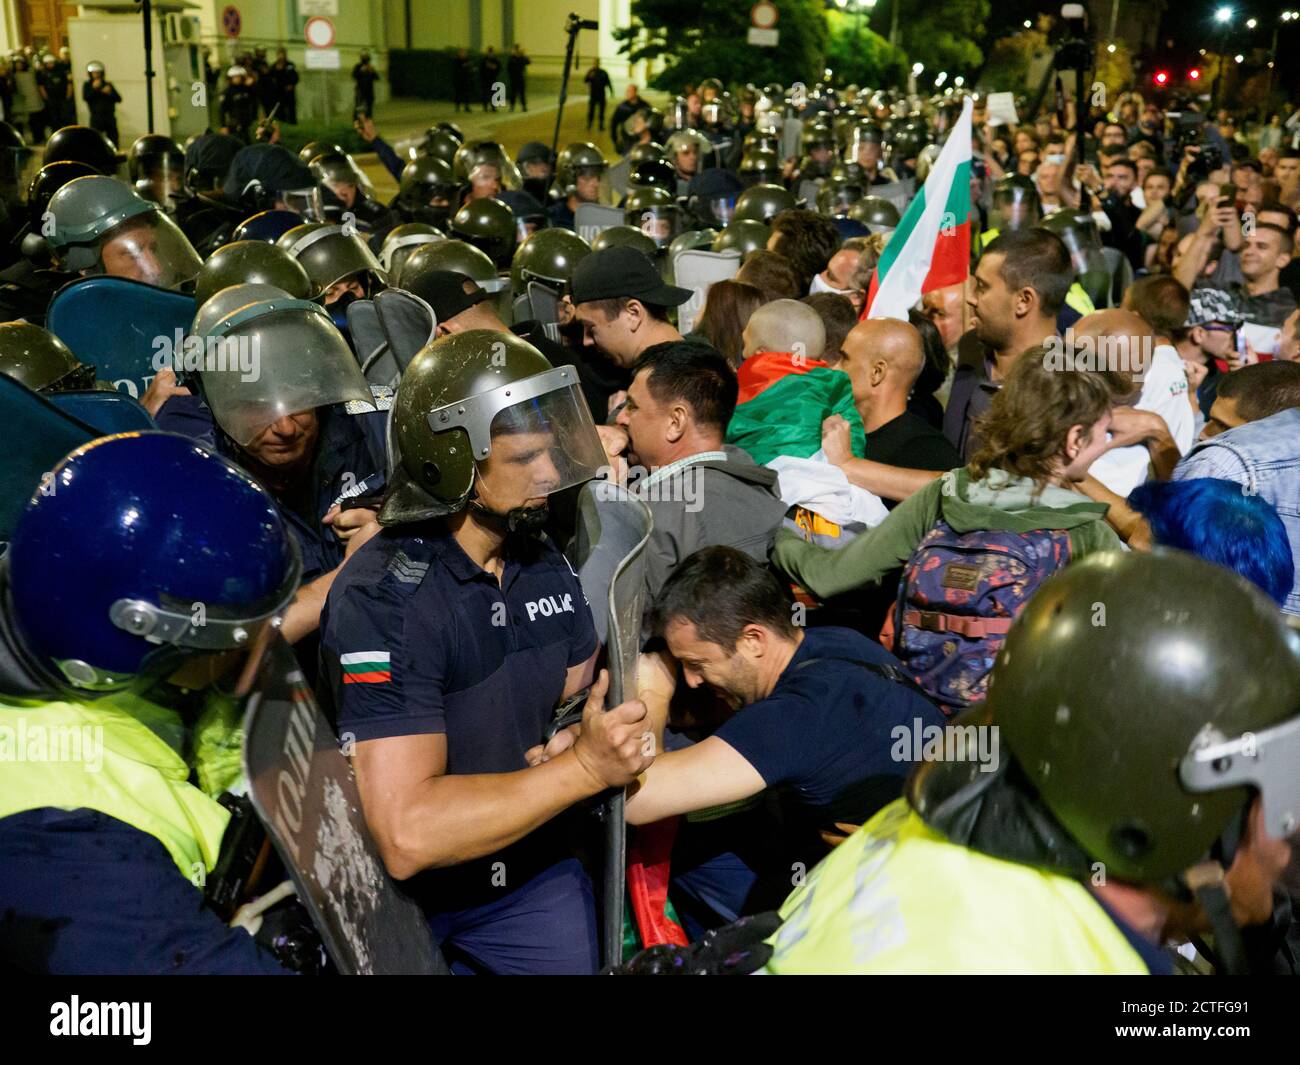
426, 857, 598, 975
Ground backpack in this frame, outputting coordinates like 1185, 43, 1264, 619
891, 521, 1072, 714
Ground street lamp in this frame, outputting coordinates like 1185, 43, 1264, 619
1214, 5, 1233, 23
1211, 6, 1234, 112
1246, 18, 1257, 29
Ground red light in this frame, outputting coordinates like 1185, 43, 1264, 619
1188, 68, 1201, 80
1154, 70, 1169, 86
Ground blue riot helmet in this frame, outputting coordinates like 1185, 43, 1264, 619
6, 432, 301, 692
233, 209, 305, 244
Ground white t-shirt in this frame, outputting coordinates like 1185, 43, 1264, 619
1089, 344, 1194, 497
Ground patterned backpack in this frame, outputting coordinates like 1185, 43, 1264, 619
891, 521, 1072, 714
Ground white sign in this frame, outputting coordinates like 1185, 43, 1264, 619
985, 91, 1019, 128
748, 27, 779, 47
299, 0, 338, 14
304, 47, 340, 70
751, 1, 779, 28
304, 15, 335, 48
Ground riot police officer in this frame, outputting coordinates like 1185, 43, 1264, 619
548, 142, 606, 231
319, 330, 654, 974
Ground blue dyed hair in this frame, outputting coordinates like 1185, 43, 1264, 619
1128, 478, 1295, 606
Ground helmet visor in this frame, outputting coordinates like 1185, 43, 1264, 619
133, 155, 185, 213
992, 186, 1041, 232
280, 186, 326, 222
99, 211, 202, 290
629, 204, 681, 248
0, 144, 38, 207
430, 367, 606, 498
201, 302, 375, 446
704, 195, 736, 227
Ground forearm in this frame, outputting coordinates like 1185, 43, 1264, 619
1078, 474, 1152, 548
279, 569, 335, 644
1146, 427, 1182, 481
1172, 231, 1213, 290
837, 458, 943, 502
372, 751, 603, 876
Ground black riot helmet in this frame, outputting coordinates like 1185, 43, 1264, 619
44, 125, 122, 176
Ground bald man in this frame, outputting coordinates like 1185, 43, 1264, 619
821, 319, 962, 509
1072, 308, 1192, 498
741, 299, 826, 363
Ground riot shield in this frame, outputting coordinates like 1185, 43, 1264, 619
797, 179, 822, 207
606, 157, 632, 200
46, 276, 197, 401
526, 281, 560, 326
242, 633, 449, 975
575, 203, 626, 246
0, 375, 95, 543
46, 390, 157, 434
373, 289, 437, 375
566, 480, 654, 967
781, 118, 804, 164
672, 249, 741, 334
871, 179, 914, 215
347, 299, 401, 389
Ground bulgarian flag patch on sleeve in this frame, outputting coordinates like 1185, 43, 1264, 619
340, 651, 392, 684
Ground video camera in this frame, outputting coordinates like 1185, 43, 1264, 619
1052, 3, 1093, 72
1167, 110, 1225, 178
566, 13, 599, 33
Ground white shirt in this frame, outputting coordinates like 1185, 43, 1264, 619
1090, 344, 1194, 497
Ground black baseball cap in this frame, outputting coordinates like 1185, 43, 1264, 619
570, 245, 693, 306
406, 269, 489, 323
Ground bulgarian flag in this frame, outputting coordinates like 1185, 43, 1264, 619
865, 96, 973, 321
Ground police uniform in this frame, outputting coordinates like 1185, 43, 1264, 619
319, 524, 600, 975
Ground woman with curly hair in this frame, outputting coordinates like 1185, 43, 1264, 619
772, 352, 1126, 711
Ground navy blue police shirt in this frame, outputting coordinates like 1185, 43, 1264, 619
318, 523, 598, 910
713, 626, 947, 828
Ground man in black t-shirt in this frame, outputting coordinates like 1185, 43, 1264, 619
822, 317, 962, 508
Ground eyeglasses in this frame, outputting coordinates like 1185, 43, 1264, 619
1200, 323, 1241, 334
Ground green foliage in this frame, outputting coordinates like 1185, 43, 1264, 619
896, 0, 989, 78
980, 29, 1049, 96
275, 121, 369, 158
617, 0, 828, 93
824, 11, 908, 88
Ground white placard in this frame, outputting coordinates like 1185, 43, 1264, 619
300, 0, 338, 14
985, 92, 1019, 128
747, 28, 779, 47
304, 48, 340, 70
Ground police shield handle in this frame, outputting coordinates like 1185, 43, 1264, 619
572, 668, 654, 790
139, 368, 191, 418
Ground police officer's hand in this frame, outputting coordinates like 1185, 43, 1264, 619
571, 669, 655, 789
355, 114, 377, 143
325, 505, 381, 550
140, 367, 190, 417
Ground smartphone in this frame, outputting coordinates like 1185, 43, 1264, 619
1217, 184, 1238, 208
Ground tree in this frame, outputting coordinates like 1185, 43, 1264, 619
824, 11, 908, 89
895, 0, 990, 80
1093, 43, 1136, 107
979, 28, 1049, 96
616, 0, 828, 93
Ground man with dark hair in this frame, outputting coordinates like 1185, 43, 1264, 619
944, 229, 1072, 458
735, 250, 800, 302
767, 208, 841, 294
1123, 273, 1190, 342
613, 545, 945, 924
1174, 360, 1300, 616
801, 292, 858, 366
607, 341, 787, 604
569, 246, 689, 372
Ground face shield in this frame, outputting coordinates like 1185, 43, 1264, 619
628, 204, 681, 249
382, 235, 444, 285
132, 155, 186, 213
991, 185, 1041, 232
1179, 713, 1300, 892
200, 300, 375, 447
279, 186, 326, 222
93, 211, 203, 290
818, 183, 862, 217
429, 366, 606, 502
697, 193, 736, 227
1052, 219, 1109, 306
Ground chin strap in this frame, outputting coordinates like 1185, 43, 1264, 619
467, 498, 550, 536
1185, 861, 1252, 975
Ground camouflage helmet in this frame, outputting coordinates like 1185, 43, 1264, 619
733, 183, 796, 224
509, 227, 591, 297
0, 321, 94, 392
382, 330, 604, 525
193, 240, 313, 307
711, 218, 770, 256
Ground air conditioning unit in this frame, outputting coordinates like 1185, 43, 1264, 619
163, 14, 200, 45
